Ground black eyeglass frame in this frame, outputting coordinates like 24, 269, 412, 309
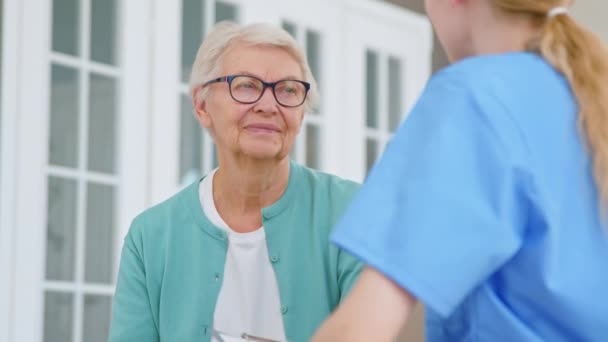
202, 74, 311, 108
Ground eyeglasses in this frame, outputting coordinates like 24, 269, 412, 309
202, 74, 310, 108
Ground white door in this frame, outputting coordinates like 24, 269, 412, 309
5, 0, 150, 341
340, 1, 432, 182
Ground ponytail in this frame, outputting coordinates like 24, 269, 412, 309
536, 13, 608, 212
495, 1, 608, 213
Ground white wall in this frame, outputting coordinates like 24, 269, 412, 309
572, 2, 608, 43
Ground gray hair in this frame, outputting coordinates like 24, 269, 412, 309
189, 21, 319, 112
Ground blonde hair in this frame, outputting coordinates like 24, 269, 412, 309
495, 1, 608, 212
189, 21, 319, 112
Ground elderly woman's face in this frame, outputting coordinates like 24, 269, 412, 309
196, 43, 305, 162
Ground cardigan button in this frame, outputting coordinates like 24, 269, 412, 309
270, 255, 280, 263
281, 306, 288, 315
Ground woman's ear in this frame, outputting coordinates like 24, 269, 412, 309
193, 88, 212, 128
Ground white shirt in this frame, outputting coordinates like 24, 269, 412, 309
200, 169, 287, 342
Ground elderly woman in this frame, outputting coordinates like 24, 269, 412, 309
109, 22, 361, 342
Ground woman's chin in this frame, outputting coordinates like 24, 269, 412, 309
239, 144, 285, 161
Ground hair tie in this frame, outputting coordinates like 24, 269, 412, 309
547, 6, 569, 19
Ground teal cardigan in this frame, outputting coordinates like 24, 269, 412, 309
110, 162, 363, 342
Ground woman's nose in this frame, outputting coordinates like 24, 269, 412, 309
253, 86, 279, 113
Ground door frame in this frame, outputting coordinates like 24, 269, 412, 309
9, 0, 52, 340
0, 0, 22, 340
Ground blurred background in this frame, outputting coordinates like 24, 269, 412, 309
0, 0, 604, 341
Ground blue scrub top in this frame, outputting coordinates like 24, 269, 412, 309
332, 52, 608, 341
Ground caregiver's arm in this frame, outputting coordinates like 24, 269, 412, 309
313, 267, 416, 342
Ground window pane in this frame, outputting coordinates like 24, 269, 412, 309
388, 56, 403, 132
305, 123, 320, 169
46, 176, 78, 281
212, 142, 218, 169
215, 1, 238, 22
87, 73, 117, 174
179, 94, 202, 185
181, 0, 204, 82
282, 21, 296, 39
365, 50, 378, 129
49, 64, 79, 168
83, 295, 112, 342
90, 0, 117, 65
289, 140, 297, 161
365, 138, 378, 175
44, 292, 74, 342
306, 30, 321, 113
306, 30, 321, 88
85, 183, 115, 284
52, 0, 79, 55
